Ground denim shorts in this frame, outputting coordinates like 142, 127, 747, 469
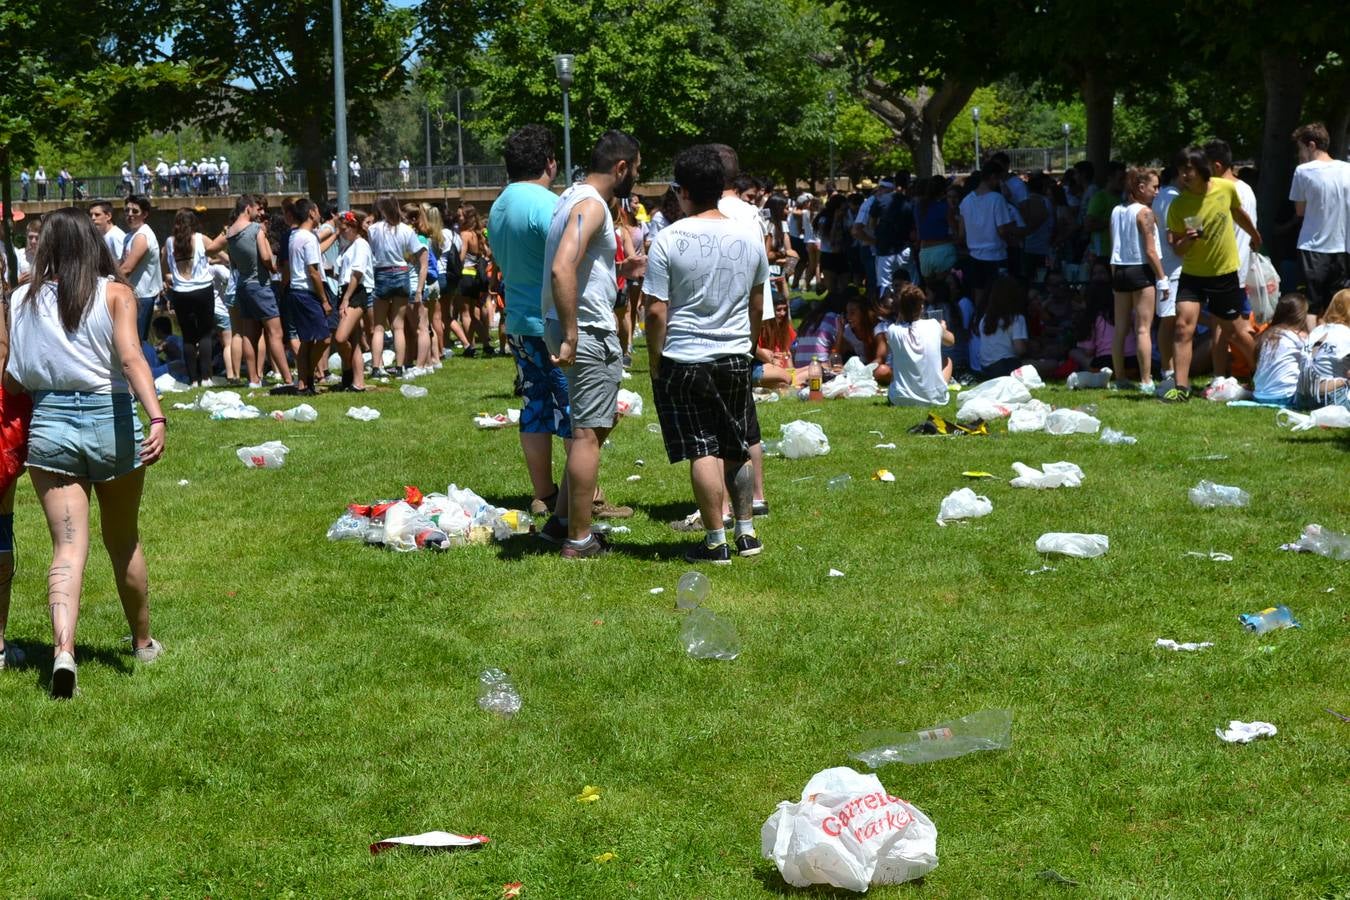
27, 391, 143, 482
374, 267, 410, 301
238, 280, 280, 322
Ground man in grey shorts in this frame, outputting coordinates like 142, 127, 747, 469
540, 130, 645, 559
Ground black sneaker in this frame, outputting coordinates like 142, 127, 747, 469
463, 346, 478, 359
537, 515, 567, 545
1160, 386, 1191, 403
752, 500, 770, 518
734, 533, 763, 557
269, 383, 298, 396
684, 541, 732, 565
370, 367, 387, 379
386, 365, 404, 377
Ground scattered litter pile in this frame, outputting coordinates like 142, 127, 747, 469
173, 390, 262, 420
327, 484, 532, 551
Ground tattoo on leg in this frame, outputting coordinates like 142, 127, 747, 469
726, 461, 754, 520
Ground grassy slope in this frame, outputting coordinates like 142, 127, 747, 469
0, 356, 1345, 899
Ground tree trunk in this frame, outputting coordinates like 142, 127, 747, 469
299, 117, 330, 203
1328, 104, 1349, 160
1080, 69, 1114, 178
1257, 48, 1308, 252
1, 148, 15, 288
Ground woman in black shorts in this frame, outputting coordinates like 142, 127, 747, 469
1108, 167, 1166, 390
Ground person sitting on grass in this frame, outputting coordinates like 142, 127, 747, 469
644, 144, 768, 564
1299, 289, 1350, 408
835, 294, 878, 366
1068, 280, 1133, 378
791, 293, 844, 369
754, 295, 799, 391
152, 316, 187, 383
1252, 293, 1309, 406
976, 276, 1030, 378
882, 282, 954, 406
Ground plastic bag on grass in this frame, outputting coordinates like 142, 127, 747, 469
1009, 461, 1083, 489
272, 403, 317, 422
936, 488, 992, 526
381, 501, 450, 551
1007, 400, 1051, 433
780, 420, 830, 458
1189, 480, 1250, 508
955, 398, 1014, 424
237, 441, 290, 469
821, 358, 880, 399
1045, 408, 1101, 435
616, 388, 644, 416
347, 406, 381, 421
761, 767, 938, 892
1279, 524, 1350, 560
1100, 427, 1137, 445
1036, 532, 1108, 558
957, 376, 1032, 408
1010, 365, 1044, 388
1203, 377, 1252, 402
1277, 405, 1350, 431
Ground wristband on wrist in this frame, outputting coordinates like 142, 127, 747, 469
150, 416, 167, 426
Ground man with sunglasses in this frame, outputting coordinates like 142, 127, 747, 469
120, 196, 161, 340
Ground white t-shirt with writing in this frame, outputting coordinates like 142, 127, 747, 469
288, 227, 322, 293
718, 194, 774, 321
887, 318, 949, 407
368, 221, 423, 270
978, 314, 1027, 368
643, 215, 769, 364
959, 190, 1013, 261
1289, 159, 1350, 254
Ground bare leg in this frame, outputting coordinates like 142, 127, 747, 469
31, 470, 92, 656
415, 302, 431, 367
262, 317, 293, 384
724, 457, 754, 521
748, 442, 766, 504
92, 468, 153, 648
1133, 287, 1154, 384
564, 425, 611, 542
520, 432, 557, 502
1219, 316, 1256, 373
0, 482, 15, 653
1111, 291, 1132, 381
1172, 301, 1200, 391
221, 328, 236, 380
1157, 315, 1176, 377
689, 456, 727, 535
430, 296, 446, 359
390, 298, 408, 365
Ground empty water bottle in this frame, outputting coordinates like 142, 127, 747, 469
400, 384, 428, 398
272, 403, 318, 422
679, 606, 741, 660
1189, 480, 1250, 508
676, 571, 711, 610
477, 668, 522, 717
826, 474, 852, 491
647, 422, 661, 434
851, 708, 1013, 767
1238, 605, 1300, 635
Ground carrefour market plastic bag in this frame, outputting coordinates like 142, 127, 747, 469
1245, 253, 1280, 323
780, 420, 830, 458
761, 766, 938, 892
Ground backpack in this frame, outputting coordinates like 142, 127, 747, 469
873, 194, 914, 255
442, 232, 463, 277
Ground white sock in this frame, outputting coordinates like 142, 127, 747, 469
705, 527, 726, 547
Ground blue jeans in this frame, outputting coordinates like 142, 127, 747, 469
136, 296, 157, 341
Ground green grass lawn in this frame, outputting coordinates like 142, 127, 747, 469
0, 354, 1346, 898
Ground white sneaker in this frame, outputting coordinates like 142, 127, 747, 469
51, 651, 77, 699
133, 638, 164, 664
1138, 381, 1156, 394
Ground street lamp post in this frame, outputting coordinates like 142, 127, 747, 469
331, 0, 349, 210
827, 90, 836, 185
455, 88, 466, 191
1062, 122, 1071, 173
554, 54, 575, 182
971, 107, 981, 169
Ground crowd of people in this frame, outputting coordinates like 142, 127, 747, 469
1, 117, 1347, 697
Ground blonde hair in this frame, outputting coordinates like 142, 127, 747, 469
422, 203, 444, 237
1324, 289, 1350, 326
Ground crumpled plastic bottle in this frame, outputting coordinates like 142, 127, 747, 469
1286, 524, 1350, 560
680, 607, 740, 660
272, 403, 318, 422
851, 709, 1014, 767
1238, 605, 1300, 634
477, 668, 521, 717
675, 571, 711, 610
400, 384, 428, 398
326, 511, 368, 542
1036, 532, 1109, 558
1189, 480, 1250, 508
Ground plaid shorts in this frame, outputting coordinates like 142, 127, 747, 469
652, 355, 754, 464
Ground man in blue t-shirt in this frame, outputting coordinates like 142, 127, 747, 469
489, 125, 575, 517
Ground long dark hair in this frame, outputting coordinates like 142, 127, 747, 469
24, 207, 128, 332
917, 175, 946, 219
767, 196, 788, 249
1258, 292, 1309, 360
820, 194, 847, 244
982, 276, 1025, 336
375, 195, 401, 226
172, 207, 198, 270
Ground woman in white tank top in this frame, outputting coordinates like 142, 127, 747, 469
5, 208, 168, 698
1108, 167, 1167, 390
162, 208, 229, 386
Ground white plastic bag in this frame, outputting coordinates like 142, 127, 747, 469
780, 420, 830, 458
1203, 376, 1252, 402
400, 384, 428, 398
821, 358, 880, 399
1009, 461, 1084, 489
1277, 405, 1350, 431
1188, 480, 1250, 508
1045, 408, 1101, 435
761, 767, 938, 892
346, 405, 381, 421
1245, 253, 1280, 324
236, 441, 290, 469
1007, 402, 1050, 433
936, 487, 992, 526
955, 397, 1014, 424
154, 372, 193, 393
957, 376, 1031, 409
272, 403, 318, 422
616, 388, 644, 417
1066, 367, 1112, 390
1100, 427, 1137, 445
1010, 365, 1044, 389
1036, 532, 1109, 558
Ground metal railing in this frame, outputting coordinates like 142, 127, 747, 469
6, 165, 525, 203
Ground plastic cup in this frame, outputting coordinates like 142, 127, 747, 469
827, 474, 852, 491
676, 571, 711, 610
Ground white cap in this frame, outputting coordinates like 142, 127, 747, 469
220, 155, 226, 161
